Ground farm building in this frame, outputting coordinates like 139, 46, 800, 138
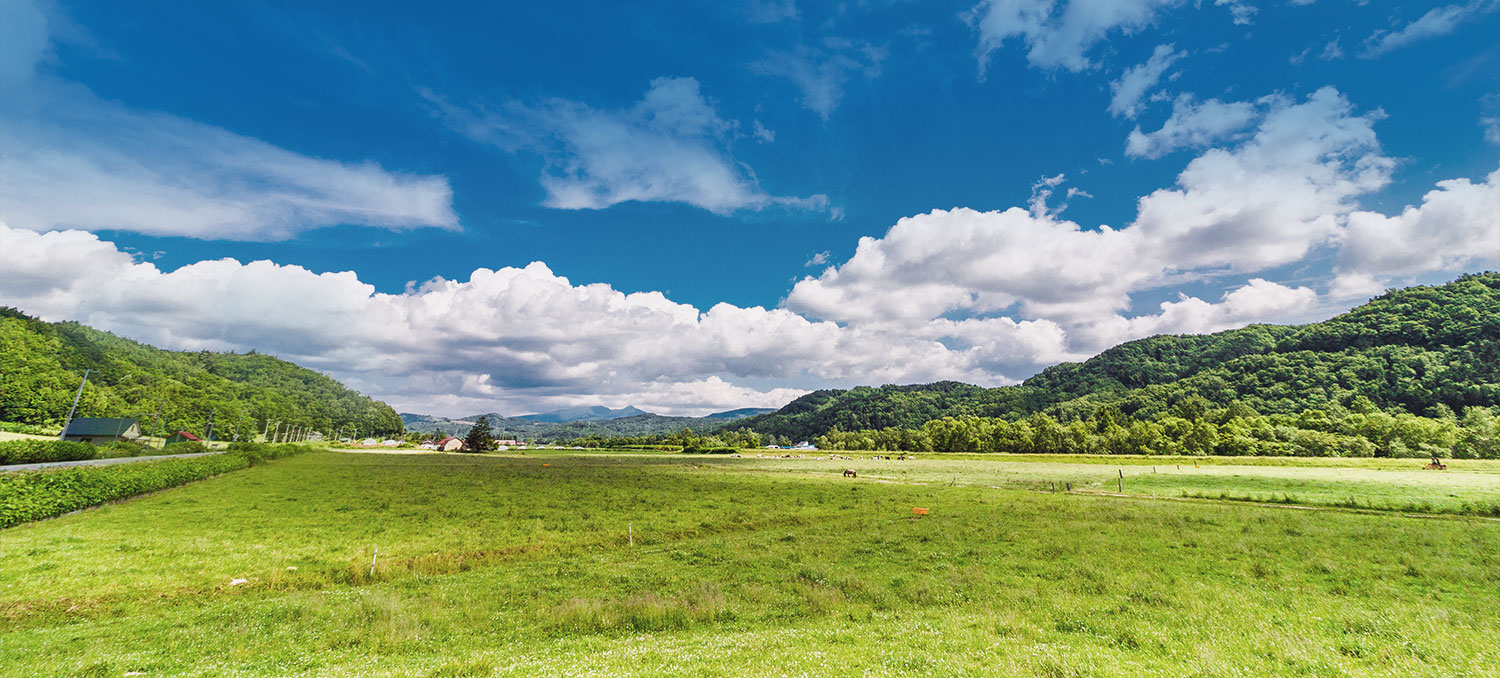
436, 437, 466, 452
165, 431, 201, 445
62, 418, 142, 444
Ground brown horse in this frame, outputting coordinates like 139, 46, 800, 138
843, 469, 857, 477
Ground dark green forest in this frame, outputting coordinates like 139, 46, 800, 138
734, 273, 1500, 449
0, 309, 404, 438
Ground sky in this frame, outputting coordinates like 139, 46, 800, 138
0, 0, 1497, 418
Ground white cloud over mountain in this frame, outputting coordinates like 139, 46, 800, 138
6, 79, 1493, 416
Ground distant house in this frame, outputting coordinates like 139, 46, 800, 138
496, 439, 520, 447
436, 436, 466, 452
165, 431, 202, 445
62, 418, 142, 444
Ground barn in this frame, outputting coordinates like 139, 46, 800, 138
62, 418, 143, 444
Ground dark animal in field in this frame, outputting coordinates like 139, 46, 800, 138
843, 469, 857, 477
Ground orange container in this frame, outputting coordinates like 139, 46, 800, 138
913, 507, 929, 516
542, 463, 551, 467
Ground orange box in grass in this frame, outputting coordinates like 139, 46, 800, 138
912, 507, 929, 516
542, 463, 551, 467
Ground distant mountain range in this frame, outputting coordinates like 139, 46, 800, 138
399, 405, 776, 440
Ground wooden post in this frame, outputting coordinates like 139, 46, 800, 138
1118, 469, 1123, 493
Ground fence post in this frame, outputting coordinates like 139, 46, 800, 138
1118, 469, 1123, 493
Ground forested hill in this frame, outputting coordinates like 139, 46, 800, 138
739, 273, 1500, 441
0, 308, 404, 437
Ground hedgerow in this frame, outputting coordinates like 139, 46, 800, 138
0, 444, 316, 528
0, 440, 99, 465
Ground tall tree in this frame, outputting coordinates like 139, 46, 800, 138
464, 416, 494, 453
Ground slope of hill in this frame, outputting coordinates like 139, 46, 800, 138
0, 308, 404, 437
739, 273, 1500, 441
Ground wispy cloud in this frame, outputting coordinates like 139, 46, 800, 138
427, 77, 826, 215
0, 0, 457, 241
1108, 43, 1185, 119
964, 0, 1179, 75
1361, 1, 1499, 59
751, 39, 886, 121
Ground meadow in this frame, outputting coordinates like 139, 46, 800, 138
0, 450, 1497, 677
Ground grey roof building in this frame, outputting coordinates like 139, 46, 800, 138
62, 418, 142, 444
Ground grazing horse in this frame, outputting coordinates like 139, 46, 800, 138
843, 469, 857, 477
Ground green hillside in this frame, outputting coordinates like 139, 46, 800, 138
741, 273, 1500, 441
0, 308, 404, 438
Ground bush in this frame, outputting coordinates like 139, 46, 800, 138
0, 443, 317, 528
0, 440, 98, 465
162, 441, 208, 455
97, 441, 152, 458
0, 422, 60, 436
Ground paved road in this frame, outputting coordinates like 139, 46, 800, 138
0, 451, 224, 472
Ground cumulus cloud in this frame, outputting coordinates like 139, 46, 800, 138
751, 39, 886, 121
1108, 43, 1185, 119
428, 77, 825, 215
788, 86, 1414, 356
1361, 1, 1499, 59
1125, 94, 1260, 158
965, 0, 1180, 74
1331, 168, 1500, 297
0, 0, 457, 241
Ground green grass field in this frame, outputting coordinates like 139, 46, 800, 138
2, 450, 1498, 677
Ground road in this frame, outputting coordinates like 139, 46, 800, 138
0, 451, 223, 472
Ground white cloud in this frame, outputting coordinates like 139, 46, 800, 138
965, 0, 1181, 74
1214, 0, 1257, 25
1361, 1, 1499, 59
1108, 43, 1185, 119
429, 77, 826, 215
787, 86, 1410, 356
1319, 38, 1344, 61
751, 40, 885, 121
805, 251, 830, 267
0, 0, 457, 241
1483, 94, 1500, 145
752, 119, 776, 143
1332, 168, 1500, 297
1125, 94, 1260, 158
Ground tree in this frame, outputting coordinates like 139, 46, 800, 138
463, 416, 495, 453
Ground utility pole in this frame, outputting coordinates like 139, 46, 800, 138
59, 369, 90, 440
205, 409, 216, 443
235, 411, 245, 442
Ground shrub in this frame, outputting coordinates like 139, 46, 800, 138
0, 440, 98, 465
162, 441, 208, 455
0, 443, 317, 528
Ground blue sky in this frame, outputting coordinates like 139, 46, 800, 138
1, 0, 1498, 416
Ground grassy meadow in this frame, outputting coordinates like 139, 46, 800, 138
1, 450, 1498, 677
